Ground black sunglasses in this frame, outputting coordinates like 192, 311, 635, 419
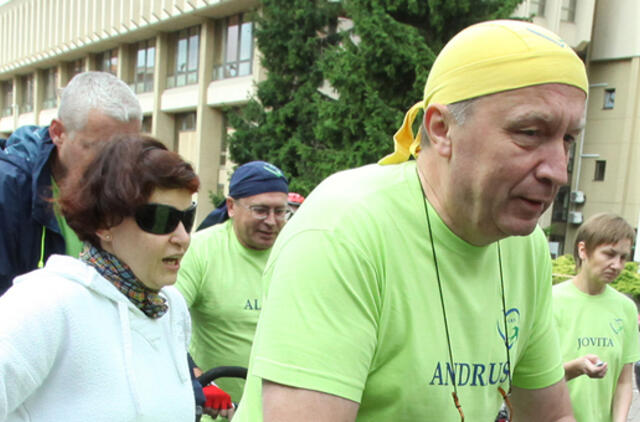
134, 202, 197, 235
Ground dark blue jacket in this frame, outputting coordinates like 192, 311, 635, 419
0, 125, 65, 295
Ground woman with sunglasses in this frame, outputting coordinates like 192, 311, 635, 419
0, 135, 200, 421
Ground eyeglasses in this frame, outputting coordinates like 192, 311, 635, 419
237, 203, 287, 221
134, 202, 197, 234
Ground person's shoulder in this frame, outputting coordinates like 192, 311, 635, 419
190, 220, 229, 247
606, 285, 637, 308
307, 162, 417, 218
0, 147, 33, 180
320, 162, 412, 197
7, 257, 95, 306
3, 125, 51, 162
552, 279, 573, 294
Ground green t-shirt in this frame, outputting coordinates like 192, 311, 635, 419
234, 161, 564, 421
553, 281, 640, 422
50, 177, 83, 258
175, 219, 271, 402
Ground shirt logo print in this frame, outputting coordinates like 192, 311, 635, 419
610, 318, 624, 335
497, 308, 520, 350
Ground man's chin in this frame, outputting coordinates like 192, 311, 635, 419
499, 219, 539, 238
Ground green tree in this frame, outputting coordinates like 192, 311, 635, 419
227, 0, 523, 195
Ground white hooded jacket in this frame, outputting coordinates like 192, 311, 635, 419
0, 255, 195, 422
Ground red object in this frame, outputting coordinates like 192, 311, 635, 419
288, 192, 305, 205
203, 385, 232, 410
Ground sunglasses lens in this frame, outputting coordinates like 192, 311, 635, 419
182, 207, 196, 232
135, 203, 196, 235
135, 204, 178, 234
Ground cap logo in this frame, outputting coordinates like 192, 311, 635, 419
263, 163, 284, 178
526, 27, 566, 48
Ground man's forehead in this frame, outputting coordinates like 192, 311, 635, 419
242, 191, 288, 204
480, 84, 586, 124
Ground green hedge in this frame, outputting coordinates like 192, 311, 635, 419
552, 254, 640, 300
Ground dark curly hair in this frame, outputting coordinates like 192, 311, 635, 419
58, 134, 200, 246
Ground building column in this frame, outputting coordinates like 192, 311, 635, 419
193, 19, 221, 224
152, 32, 175, 149
33, 69, 43, 124
620, 56, 640, 219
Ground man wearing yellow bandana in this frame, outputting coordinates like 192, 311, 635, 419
234, 20, 587, 421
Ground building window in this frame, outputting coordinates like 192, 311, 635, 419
213, 14, 254, 80
603, 88, 615, 109
177, 112, 197, 131
21, 75, 34, 113
551, 185, 570, 223
141, 115, 153, 134
67, 59, 85, 81
167, 26, 200, 88
96, 48, 118, 75
132, 39, 155, 93
1, 80, 13, 117
42, 67, 58, 109
594, 160, 606, 181
566, 142, 576, 173
560, 0, 576, 22
530, 0, 546, 17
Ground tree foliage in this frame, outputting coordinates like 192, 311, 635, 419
227, 0, 523, 194
552, 254, 640, 301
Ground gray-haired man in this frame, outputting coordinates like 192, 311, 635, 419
0, 71, 142, 295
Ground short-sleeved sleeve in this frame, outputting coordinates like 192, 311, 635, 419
251, 229, 381, 402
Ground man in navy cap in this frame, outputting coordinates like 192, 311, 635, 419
175, 161, 289, 411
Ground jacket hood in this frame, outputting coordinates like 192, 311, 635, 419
33, 254, 138, 307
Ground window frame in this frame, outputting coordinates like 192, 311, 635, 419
67, 59, 85, 81
594, 160, 606, 181
213, 13, 254, 80
20, 74, 34, 113
560, 0, 577, 22
96, 48, 118, 75
42, 67, 58, 109
1, 80, 13, 117
132, 39, 156, 94
167, 26, 200, 88
603, 88, 615, 110
530, 0, 546, 17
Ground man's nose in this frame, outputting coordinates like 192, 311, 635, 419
536, 138, 569, 186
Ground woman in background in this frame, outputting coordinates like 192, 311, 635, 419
553, 213, 640, 422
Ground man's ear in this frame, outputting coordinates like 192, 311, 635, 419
49, 119, 66, 148
423, 104, 453, 158
226, 197, 235, 218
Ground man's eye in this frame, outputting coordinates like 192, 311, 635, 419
274, 208, 287, 216
252, 207, 269, 214
521, 129, 538, 136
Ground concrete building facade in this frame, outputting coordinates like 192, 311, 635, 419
0, 0, 637, 253
0, 0, 261, 223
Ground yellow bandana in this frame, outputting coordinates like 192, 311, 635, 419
380, 19, 589, 164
